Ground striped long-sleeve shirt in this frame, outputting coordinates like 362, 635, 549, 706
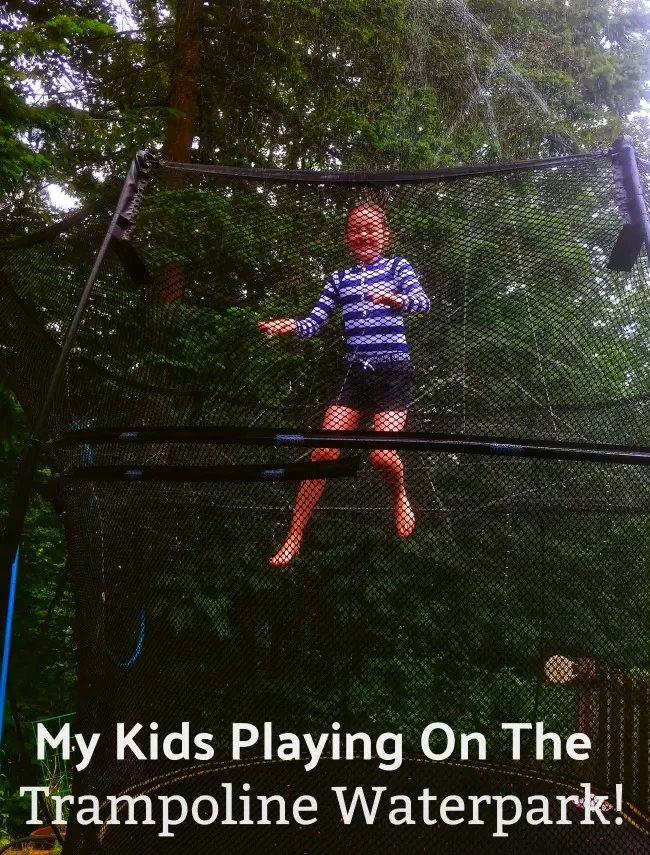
295, 256, 430, 363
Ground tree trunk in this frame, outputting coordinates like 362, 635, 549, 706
163, 0, 203, 163
157, 0, 203, 303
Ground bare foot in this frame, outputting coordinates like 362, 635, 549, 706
269, 535, 302, 566
395, 492, 415, 538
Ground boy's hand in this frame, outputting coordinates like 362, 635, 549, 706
367, 288, 404, 309
258, 318, 297, 335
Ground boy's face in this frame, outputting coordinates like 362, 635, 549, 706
346, 206, 388, 266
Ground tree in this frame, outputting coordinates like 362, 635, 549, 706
0, 1, 173, 211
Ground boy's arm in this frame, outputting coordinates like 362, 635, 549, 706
294, 273, 339, 338
395, 258, 430, 313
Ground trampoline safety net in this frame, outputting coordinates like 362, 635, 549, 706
3, 140, 650, 853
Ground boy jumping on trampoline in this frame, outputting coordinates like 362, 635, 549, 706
258, 202, 430, 566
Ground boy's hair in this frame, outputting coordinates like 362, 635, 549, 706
346, 201, 389, 229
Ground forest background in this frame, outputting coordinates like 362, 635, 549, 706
3, 0, 650, 841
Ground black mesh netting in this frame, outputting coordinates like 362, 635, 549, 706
3, 151, 650, 852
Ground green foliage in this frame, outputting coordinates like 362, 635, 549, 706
1, 9, 113, 192
0, 774, 9, 845
1, 1, 172, 211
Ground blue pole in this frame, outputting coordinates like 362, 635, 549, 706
0, 548, 19, 756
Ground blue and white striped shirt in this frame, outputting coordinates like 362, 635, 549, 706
295, 256, 430, 363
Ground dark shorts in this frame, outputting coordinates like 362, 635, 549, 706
331, 361, 413, 413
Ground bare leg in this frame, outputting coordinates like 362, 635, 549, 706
371, 410, 415, 538
270, 405, 362, 566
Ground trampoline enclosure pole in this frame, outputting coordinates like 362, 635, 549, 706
0, 151, 156, 752
0, 549, 19, 756
612, 135, 650, 260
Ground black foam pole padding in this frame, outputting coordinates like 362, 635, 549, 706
608, 222, 645, 271
54, 458, 361, 483
111, 149, 158, 242
159, 150, 610, 185
48, 426, 650, 466
610, 136, 650, 268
